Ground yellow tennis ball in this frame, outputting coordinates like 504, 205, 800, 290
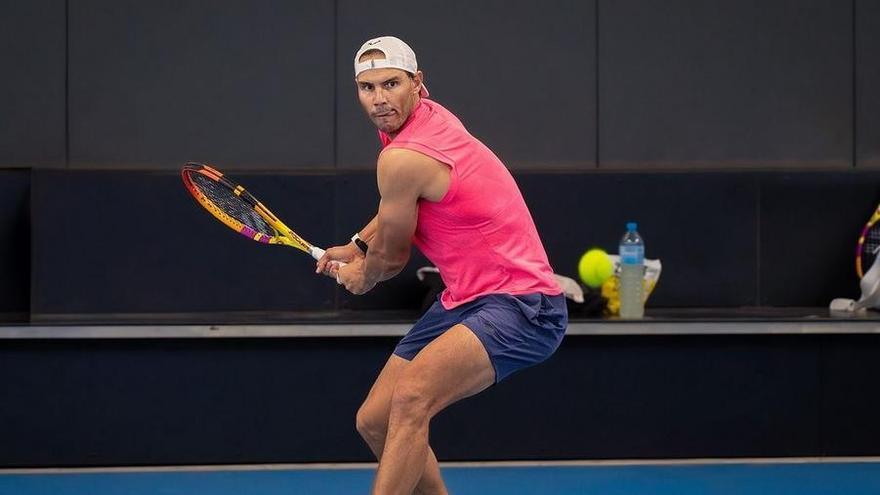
578, 248, 614, 288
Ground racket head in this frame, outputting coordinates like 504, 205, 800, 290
181, 162, 312, 253
856, 205, 880, 278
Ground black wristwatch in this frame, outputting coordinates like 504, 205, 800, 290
351, 233, 369, 254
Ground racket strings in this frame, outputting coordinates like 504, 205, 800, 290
190, 173, 275, 237
857, 224, 880, 277
867, 227, 880, 253
865, 228, 880, 264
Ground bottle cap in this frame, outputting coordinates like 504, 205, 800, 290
627, 222, 637, 232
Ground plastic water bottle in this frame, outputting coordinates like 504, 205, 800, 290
619, 222, 645, 318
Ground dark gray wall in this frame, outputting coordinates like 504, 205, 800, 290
0, 171, 30, 321
4, 1, 880, 469
760, 173, 878, 305
3, 0, 877, 171
0, 1, 66, 168
3, 334, 880, 466
600, 0, 852, 170
5, 1, 880, 318
858, 0, 880, 168
23, 169, 876, 318
68, 0, 334, 169
29, 170, 337, 315
336, 0, 597, 169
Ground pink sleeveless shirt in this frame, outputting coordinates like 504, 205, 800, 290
379, 99, 561, 309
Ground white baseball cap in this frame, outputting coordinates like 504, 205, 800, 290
354, 36, 429, 97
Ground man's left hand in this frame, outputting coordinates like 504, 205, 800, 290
336, 258, 376, 295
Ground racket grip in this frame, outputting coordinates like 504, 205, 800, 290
310, 246, 347, 267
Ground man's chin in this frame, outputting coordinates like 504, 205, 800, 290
374, 120, 401, 134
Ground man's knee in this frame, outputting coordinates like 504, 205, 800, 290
389, 377, 433, 423
355, 402, 387, 445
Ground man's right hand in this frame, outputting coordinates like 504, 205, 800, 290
316, 242, 364, 279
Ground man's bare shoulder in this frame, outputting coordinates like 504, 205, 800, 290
377, 148, 450, 201
378, 147, 444, 170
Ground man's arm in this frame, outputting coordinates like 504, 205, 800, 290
336, 148, 447, 294
363, 149, 424, 282
315, 215, 375, 276
357, 216, 379, 244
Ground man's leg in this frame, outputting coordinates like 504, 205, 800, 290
372, 324, 496, 495
356, 355, 447, 495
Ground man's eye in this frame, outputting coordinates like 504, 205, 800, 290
385, 81, 398, 89
361, 84, 373, 91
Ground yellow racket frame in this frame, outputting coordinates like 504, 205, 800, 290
181, 162, 326, 260
856, 205, 880, 279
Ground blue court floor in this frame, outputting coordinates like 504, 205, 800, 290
2, 459, 879, 495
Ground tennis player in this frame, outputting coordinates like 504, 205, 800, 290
316, 36, 567, 495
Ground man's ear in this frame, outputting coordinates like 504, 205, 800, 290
414, 70, 425, 94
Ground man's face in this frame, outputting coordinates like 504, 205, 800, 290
356, 61, 422, 135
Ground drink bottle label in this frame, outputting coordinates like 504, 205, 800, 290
620, 245, 644, 265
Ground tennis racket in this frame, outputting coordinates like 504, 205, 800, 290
856, 203, 880, 278
181, 162, 335, 264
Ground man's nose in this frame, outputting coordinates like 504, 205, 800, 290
372, 88, 388, 106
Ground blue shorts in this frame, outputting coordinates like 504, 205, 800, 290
394, 293, 568, 382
